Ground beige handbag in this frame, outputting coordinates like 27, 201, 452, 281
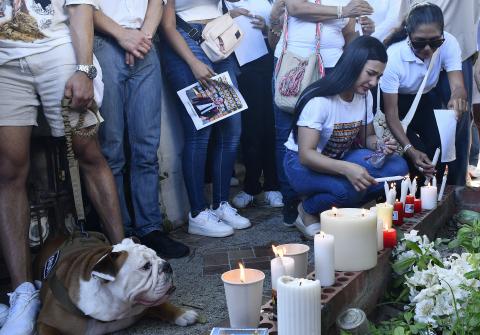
200, 13, 243, 63
274, 1, 325, 113
373, 49, 439, 153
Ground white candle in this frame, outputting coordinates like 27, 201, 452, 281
222, 265, 265, 328
278, 243, 310, 279
320, 208, 377, 271
437, 167, 448, 201
376, 218, 384, 251
376, 203, 393, 229
400, 178, 409, 205
420, 184, 437, 210
410, 177, 417, 196
314, 232, 335, 287
374, 175, 405, 183
425, 148, 441, 185
384, 181, 389, 201
271, 246, 295, 290
387, 183, 396, 205
277, 277, 321, 335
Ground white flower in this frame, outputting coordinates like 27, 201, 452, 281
414, 298, 437, 326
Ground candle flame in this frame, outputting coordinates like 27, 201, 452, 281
428, 183, 431, 187
332, 207, 338, 216
239, 262, 246, 283
272, 245, 285, 258
390, 182, 395, 188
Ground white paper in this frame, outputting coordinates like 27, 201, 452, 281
434, 109, 457, 162
176, 72, 248, 130
233, 15, 269, 66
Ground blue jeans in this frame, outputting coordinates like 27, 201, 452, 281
433, 58, 473, 186
161, 25, 241, 213
94, 36, 162, 237
284, 149, 409, 215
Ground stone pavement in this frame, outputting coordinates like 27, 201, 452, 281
115, 205, 309, 335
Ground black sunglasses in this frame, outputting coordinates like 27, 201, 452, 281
409, 37, 445, 50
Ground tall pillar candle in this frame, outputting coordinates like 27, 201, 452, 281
376, 203, 393, 229
421, 184, 437, 210
271, 254, 295, 290
376, 216, 384, 251
277, 276, 321, 335
314, 232, 335, 286
321, 208, 377, 271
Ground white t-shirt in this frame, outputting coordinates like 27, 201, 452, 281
175, 0, 222, 22
0, 0, 99, 65
380, 31, 462, 95
274, 0, 349, 68
98, 0, 155, 29
369, 0, 406, 43
284, 91, 374, 158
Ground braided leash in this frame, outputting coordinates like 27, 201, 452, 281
61, 98, 100, 236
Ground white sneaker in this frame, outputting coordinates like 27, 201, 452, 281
213, 202, 251, 230
0, 304, 8, 328
188, 209, 234, 237
468, 165, 480, 178
0, 282, 41, 335
232, 191, 254, 208
264, 191, 284, 208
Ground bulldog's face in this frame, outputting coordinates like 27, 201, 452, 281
92, 239, 175, 307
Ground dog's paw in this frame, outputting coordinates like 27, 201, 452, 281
175, 309, 198, 326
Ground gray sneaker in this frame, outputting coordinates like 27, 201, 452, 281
0, 282, 41, 335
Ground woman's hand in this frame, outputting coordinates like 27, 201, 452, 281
358, 16, 374, 35
249, 13, 267, 34
382, 138, 398, 155
447, 96, 468, 119
406, 147, 436, 177
344, 162, 377, 192
229, 7, 250, 19
190, 60, 216, 87
343, 0, 373, 18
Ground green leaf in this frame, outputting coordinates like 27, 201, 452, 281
404, 311, 413, 323
448, 239, 461, 249
405, 241, 423, 254
393, 326, 405, 335
393, 257, 416, 274
465, 270, 480, 279
472, 236, 480, 249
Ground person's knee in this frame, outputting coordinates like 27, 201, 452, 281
74, 135, 107, 168
387, 155, 409, 176
0, 154, 29, 187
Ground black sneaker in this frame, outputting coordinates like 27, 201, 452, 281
139, 231, 190, 259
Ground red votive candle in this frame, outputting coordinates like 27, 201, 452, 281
414, 198, 422, 213
404, 195, 415, 218
393, 200, 404, 226
383, 228, 397, 248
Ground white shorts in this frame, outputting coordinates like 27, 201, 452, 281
0, 43, 103, 137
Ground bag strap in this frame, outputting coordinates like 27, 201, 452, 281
275, 0, 325, 76
400, 49, 439, 130
61, 98, 100, 236
175, 15, 204, 44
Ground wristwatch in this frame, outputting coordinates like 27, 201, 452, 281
75, 64, 97, 79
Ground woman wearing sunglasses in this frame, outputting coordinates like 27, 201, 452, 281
381, 3, 467, 181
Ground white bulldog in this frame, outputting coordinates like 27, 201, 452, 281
35, 235, 197, 335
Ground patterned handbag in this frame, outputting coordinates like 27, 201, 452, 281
274, 0, 325, 113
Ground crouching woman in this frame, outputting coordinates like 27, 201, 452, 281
284, 36, 408, 239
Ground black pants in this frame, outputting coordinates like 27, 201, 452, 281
237, 53, 279, 195
397, 92, 446, 182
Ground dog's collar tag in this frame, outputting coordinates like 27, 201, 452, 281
43, 250, 60, 280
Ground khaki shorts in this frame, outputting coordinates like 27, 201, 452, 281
0, 43, 103, 137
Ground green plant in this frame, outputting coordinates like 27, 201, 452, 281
449, 218, 480, 254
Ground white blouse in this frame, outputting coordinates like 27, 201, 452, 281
380, 32, 463, 95
175, 0, 223, 22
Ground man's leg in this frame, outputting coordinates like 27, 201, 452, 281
73, 134, 124, 244
0, 126, 32, 288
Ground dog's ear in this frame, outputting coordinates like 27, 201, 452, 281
91, 251, 127, 282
